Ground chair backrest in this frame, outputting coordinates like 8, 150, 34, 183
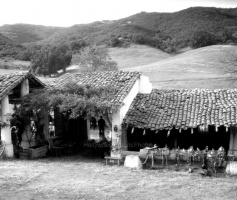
0, 140, 6, 157
48, 138, 54, 149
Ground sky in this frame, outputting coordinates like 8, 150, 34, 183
0, 0, 237, 27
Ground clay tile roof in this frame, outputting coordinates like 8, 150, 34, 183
0, 71, 45, 100
48, 70, 140, 105
123, 89, 237, 130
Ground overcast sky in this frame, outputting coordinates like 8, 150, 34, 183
0, 0, 236, 27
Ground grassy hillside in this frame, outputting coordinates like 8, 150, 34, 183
0, 7, 236, 60
123, 45, 237, 89
0, 58, 30, 69
108, 44, 170, 69
49, 44, 237, 90
0, 24, 64, 43
3, 43, 237, 90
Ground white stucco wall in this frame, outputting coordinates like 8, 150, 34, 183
117, 74, 152, 127
0, 97, 14, 157
139, 75, 152, 94
111, 75, 152, 157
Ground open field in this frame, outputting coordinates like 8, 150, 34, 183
0, 156, 237, 200
121, 45, 237, 89
109, 44, 171, 69
0, 58, 30, 70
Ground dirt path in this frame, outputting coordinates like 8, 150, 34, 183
0, 156, 237, 200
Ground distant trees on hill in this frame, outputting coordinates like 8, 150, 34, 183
0, 34, 27, 58
71, 45, 118, 72
189, 29, 235, 48
29, 7, 237, 53
189, 31, 217, 48
30, 45, 72, 76
1, 7, 237, 65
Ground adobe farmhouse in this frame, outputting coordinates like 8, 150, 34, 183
1, 70, 237, 160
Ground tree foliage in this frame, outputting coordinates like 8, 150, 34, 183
189, 31, 218, 48
30, 45, 72, 75
22, 7, 237, 53
71, 45, 118, 72
2, 7, 237, 60
0, 33, 26, 58
10, 83, 119, 141
10, 91, 50, 146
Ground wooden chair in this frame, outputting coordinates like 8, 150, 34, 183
48, 138, 64, 157
0, 140, 6, 159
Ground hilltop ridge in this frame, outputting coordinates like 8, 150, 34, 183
0, 7, 236, 52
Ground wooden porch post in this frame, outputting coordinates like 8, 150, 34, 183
233, 132, 237, 151
174, 136, 178, 149
229, 126, 237, 155
87, 119, 90, 139
229, 131, 234, 151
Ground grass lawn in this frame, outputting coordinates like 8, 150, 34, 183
0, 155, 237, 200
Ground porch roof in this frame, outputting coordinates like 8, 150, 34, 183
0, 71, 45, 100
48, 71, 140, 105
123, 89, 237, 130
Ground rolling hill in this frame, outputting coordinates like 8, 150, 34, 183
0, 24, 64, 44
57, 44, 237, 90
0, 6, 237, 89
0, 33, 14, 45
108, 44, 171, 69
33, 7, 237, 51
0, 33, 26, 58
0, 7, 236, 52
121, 45, 237, 89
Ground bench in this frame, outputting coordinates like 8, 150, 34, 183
104, 156, 123, 166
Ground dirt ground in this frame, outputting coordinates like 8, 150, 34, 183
0, 155, 237, 200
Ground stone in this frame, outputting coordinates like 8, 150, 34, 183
124, 155, 143, 169
226, 161, 237, 175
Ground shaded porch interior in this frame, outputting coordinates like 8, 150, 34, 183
125, 125, 231, 152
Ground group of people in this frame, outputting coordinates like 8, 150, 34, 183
91, 116, 106, 136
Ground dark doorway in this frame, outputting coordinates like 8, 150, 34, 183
67, 117, 88, 142
177, 126, 230, 151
